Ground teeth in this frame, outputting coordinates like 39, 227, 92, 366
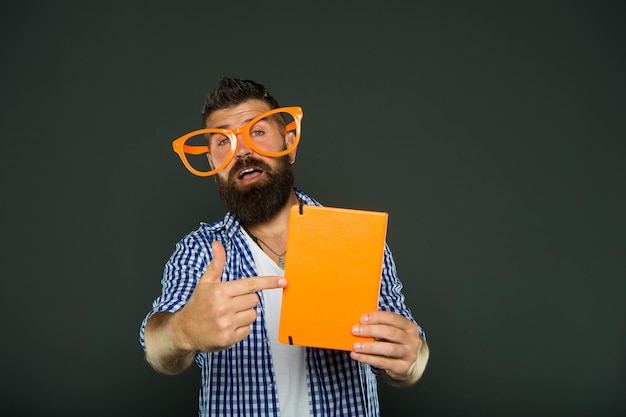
239, 167, 256, 178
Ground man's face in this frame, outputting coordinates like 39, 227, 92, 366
206, 100, 297, 224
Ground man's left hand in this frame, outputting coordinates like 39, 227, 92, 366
350, 311, 429, 387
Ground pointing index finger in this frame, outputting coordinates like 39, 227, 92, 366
232, 275, 287, 296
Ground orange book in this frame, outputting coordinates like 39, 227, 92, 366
278, 204, 388, 351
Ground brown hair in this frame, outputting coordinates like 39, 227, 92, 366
200, 77, 280, 126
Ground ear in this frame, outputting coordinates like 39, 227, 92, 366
206, 153, 215, 169
285, 131, 298, 164
208, 154, 219, 184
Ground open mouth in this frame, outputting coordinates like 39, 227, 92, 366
238, 167, 263, 180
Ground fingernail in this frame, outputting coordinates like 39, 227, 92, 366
352, 325, 360, 334
361, 315, 369, 323
278, 278, 287, 287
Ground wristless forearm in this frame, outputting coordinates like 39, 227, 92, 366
144, 311, 196, 375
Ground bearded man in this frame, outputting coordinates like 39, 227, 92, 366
140, 77, 429, 417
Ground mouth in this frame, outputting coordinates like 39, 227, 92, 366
237, 166, 264, 182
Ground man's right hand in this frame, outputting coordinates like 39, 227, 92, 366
144, 240, 287, 374
172, 240, 287, 352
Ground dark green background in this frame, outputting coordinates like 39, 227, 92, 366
1, 1, 624, 416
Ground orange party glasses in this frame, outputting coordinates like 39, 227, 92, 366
172, 106, 303, 176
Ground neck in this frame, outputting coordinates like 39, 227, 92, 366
241, 191, 298, 269
243, 190, 299, 241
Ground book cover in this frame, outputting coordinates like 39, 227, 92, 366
278, 204, 388, 351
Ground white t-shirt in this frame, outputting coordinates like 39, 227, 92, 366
243, 232, 311, 417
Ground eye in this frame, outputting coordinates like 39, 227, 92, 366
249, 119, 271, 139
210, 134, 230, 147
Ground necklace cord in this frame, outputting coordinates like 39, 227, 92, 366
242, 225, 286, 257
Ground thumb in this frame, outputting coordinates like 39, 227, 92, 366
200, 240, 226, 283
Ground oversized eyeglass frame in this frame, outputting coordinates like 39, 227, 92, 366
172, 106, 303, 177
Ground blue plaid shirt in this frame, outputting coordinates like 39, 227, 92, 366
140, 188, 422, 416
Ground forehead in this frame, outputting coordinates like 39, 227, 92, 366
205, 99, 272, 128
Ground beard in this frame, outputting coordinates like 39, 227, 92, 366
215, 155, 295, 225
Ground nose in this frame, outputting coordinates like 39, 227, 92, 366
235, 132, 252, 159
